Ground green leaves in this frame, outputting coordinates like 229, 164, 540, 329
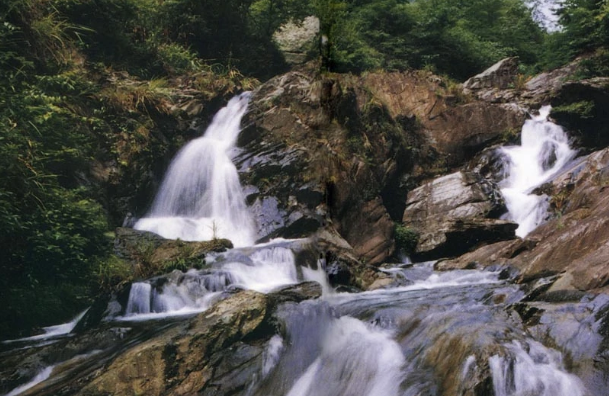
322, 0, 545, 79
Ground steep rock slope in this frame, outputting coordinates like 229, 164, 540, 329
236, 68, 525, 268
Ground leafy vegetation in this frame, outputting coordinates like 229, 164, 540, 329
394, 224, 419, 256
540, 0, 609, 71
316, 0, 546, 79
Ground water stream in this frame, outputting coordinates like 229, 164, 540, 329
499, 105, 576, 237
1, 98, 594, 396
134, 92, 256, 247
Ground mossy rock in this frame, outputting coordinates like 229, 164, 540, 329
113, 227, 233, 280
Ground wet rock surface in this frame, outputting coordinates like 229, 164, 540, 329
438, 147, 609, 293
403, 171, 517, 260
0, 284, 322, 396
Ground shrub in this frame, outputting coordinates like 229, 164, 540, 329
394, 224, 418, 255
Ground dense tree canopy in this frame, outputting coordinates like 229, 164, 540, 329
540, 0, 609, 73
316, 0, 546, 78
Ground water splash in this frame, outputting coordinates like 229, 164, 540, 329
5, 366, 54, 396
499, 106, 575, 237
2, 310, 87, 345
120, 243, 331, 320
134, 92, 256, 247
285, 316, 404, 396
490, 340, 586, 396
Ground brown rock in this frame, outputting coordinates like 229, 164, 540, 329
77, 291, 269, 396
337, 197, 395, 266
362, 71, 526, 167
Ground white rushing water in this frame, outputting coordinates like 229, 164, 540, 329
499, 106, 575, 237
134, 92, 255, 247
490, 340, 586, 396
5, 366, 54, 396
120, 243, 331, 320
2, 309, 87, 345
285, 316, 404, 396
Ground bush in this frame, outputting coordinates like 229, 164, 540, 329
394, 224, 419, 256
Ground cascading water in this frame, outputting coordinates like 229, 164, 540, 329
4, 98, 598, 396
499, 105, 576, 237
490, 340, 586, 396
117, 242, 331, 320
134, 92, 256, 247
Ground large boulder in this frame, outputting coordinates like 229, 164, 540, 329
237, 71, 414, 265
463, 57, 519, 91
273, 16, 320, 65
403, 171, 517, 260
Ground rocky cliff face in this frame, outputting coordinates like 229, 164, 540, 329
235, 67, 526, 270
439, 146, 609, 293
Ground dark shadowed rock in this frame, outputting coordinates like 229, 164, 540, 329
550, 77, 609, 150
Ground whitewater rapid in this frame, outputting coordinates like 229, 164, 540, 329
499, 105, 575, 237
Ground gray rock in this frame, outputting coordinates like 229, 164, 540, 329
463, 57, 519, 91
273, 16, 320, 65
403, 171, 516, 259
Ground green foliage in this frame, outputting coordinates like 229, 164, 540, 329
573, 49, 609, 79
1, 283, 92, 339
163, 257, 205, 273
156, 43, 203, 74
394, 224, 419, 255
319, 0, 545, 79
249, 0, 312, 37
540, 0, 609, 70
552, 100, 596, 119
96, 255, 133, 291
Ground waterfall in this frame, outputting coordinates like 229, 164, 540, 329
134, 92, 256, 247
499, 106, 575, 237
489, 340, 586, 396
125, 282, 152, 315
118, 243, 332, 320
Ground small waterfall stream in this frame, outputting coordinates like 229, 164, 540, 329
134, 92, 256, 247
499, 106, 576, 237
